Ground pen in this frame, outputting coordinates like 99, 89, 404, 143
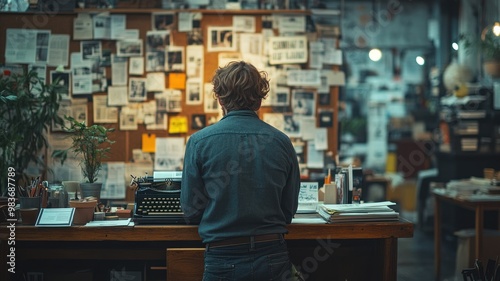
41, 187, 48, 208
324, 169, 331, 184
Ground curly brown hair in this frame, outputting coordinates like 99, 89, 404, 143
212, 61, 270, 112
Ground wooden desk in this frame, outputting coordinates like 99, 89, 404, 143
433, 189, 500, 280
1, 220, 413, 281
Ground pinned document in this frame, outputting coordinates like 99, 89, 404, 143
142, 133, 156, 153
169, 72, 186, 89
169, 116, 188, 134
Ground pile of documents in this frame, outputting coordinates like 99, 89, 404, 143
318, 201, 399, 223
446, 177, 493, 196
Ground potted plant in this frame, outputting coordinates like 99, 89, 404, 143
0, 69, 63, 195
52, 116, 115, 202
461, 29, 500, 77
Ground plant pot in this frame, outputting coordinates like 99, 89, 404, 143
483, 60, 500, 78
80, 182, 102, 203
69, 199, 97, 225
62, 181, 80, 193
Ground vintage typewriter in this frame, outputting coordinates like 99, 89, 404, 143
133, 171, 189, 225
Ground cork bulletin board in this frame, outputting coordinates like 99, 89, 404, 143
0, 9, 339, 169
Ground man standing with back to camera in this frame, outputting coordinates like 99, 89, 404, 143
181, 61, 301, 281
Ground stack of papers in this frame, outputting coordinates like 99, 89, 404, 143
318, 201, 399, 223
446, 178, 492, 196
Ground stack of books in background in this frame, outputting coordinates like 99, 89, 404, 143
318, 201, 399, 223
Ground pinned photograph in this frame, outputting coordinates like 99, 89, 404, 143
318, 93, 330, 105
292, 89, 316, 117
165, 89, 182, 113
81, 41, 102, 60
146, 30, 170, 52
186, 45, 203, 78
144, 31, 169, 71
207, 26, 236, 52
50, 70, 71, 99
318, 109, 334, 128
129, 78, 147, 102
204, 83, 219, 113
129, 57, 144, 75
191, 114, 206, 130
166, 46, 185, 71
146, 51, 165, 72
36, 31, 50, 64
283, 114, 301, 138
117, 39, 143, 57
120, 107, 138, 130
186, 79, 202, 105
152, 12, 175, 31
147, 111, 168, 130
28, 64, 47, 92
187, 28, 203, 45
155, 91, 168, 112
273, 87, 290, 106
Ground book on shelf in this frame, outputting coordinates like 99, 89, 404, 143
455, 121, 479, 135
457, 110, 487, 119
318, 201, 399, 223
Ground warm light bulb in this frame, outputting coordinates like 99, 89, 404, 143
416, 56, 425, 65
452, 42, 459, 51
369, 48, 382, 62
482, 22, 500, 40
493, 22, 500, 36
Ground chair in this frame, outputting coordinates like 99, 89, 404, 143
166, 248, 204, 281
415, 168, 439, 228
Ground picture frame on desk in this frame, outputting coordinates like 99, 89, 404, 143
35, 208, 75, 227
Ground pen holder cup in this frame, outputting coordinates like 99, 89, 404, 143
20, 208, 39, 225
19, 197, 41, 209
69, 199, 97, 225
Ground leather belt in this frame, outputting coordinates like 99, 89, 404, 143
207, 233, 283, 248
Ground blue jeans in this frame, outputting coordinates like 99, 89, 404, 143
203, 235, 295, 281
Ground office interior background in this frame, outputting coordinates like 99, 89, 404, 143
1, 0, 500, 280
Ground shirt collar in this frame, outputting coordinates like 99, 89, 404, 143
221, 110, 259, 121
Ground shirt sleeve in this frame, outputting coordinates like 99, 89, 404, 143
281, 143, 301, 224
181, 138, 207, 223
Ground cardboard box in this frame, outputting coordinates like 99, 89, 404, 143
454, 228, 500, 278
387, 180, 416, 212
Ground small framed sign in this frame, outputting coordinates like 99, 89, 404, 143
35, 208, 75, 227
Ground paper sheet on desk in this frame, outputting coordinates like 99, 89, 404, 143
85, 218, 132, 227
292, 213, 326, 224
464, 194, 500, 201
321, 201, 396, 214
292, 217, 327, 224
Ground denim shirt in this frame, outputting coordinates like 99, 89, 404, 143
181, 110, 300, 243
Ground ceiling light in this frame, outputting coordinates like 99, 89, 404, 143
369, 48, 382, 62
